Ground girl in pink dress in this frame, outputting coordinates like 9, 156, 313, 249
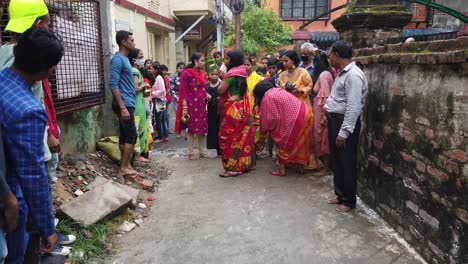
311, 51, 334, 177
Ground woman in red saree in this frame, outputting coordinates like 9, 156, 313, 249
253, 81, 312, 176
217, 49, 256, 177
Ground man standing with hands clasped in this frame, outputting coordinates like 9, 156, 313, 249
324, 40, 368, 213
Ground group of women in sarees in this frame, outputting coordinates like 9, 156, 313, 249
174, 48, 334, 178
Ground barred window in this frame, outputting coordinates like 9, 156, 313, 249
281, 0, 329, 19
0, 0, 105, 116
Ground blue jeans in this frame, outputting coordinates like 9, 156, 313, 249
164, 102, 170, 133
155, 110, 168, 140
171, 95, 178, 114
0, 230, 7, 264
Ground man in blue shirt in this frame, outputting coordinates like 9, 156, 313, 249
299, 42, 317, 105
109, 30, 138, 178
0, 27, 63, 263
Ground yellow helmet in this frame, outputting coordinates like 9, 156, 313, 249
5, 0, 49, 33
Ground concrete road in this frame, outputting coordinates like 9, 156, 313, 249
112, 138, 426, 264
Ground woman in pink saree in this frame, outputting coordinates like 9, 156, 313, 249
311, 51, 334, 177
254, 81, 312, 176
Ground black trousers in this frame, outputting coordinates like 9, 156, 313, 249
328, 113, 361, 208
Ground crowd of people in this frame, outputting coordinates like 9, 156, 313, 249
0, 0, 368, 262
109, 29, 368, 213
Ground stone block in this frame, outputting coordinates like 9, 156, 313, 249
427, 166, 449, 182
380, 164, 393, 176
428, 241, 446, 260
406, 200, 419, 214
378, 203, 391, 213
387, 87, 401, 96
368, 155, 379, 166
409, 225, 423, 241
88, 176, 139, 206
399, 129, 415, 143
384, 126, 394, 135
445, 160, 460, 175
419, 209, 440, 229
139, 179, 155, 192
60, 181, 133, 226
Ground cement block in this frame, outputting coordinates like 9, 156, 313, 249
88, 177, 139, 206
60, 181, 132, 226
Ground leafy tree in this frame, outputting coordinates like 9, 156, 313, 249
225, 0, 292, 54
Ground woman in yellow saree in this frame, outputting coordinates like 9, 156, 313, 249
278, 50, 318, 172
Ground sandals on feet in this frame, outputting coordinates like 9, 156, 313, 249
336, 204, 353, 212
188, 154, 197, 160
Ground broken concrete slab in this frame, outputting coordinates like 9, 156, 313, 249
60, 181, 132, 226
88, 177, 139, 206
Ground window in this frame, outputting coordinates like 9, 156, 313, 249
0, 0, 105, 115
281, 0, 329, 19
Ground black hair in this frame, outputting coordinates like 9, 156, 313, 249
256, 66, 267, 75
331, 40, 353, 59
13, 26, 64, 74
128, 48, 140, 67
261, 56, 269, 62
186, 52, 203, 69
144, 59, 153, 66
267, 57, 280, 67
176, 62, 185, 71
213, 51, 222, 58
226, 49, 244, 71
312, 50, 333, 85
160, 64, 168, 72
116, 30, 133, 47
281, 50, 300, 67
244, 56, 253, 64
253, 80, 274, 107
139, 66, 154, 84
153, 63, 163, 77
249, 52, 257, 57
277, 49, 286, 58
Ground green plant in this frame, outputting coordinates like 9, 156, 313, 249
225, 0, 292, 54
56, 210, 137, 263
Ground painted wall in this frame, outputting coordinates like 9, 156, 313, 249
170, 0, 212, 14
265, 0, 349, 32
432, 0, 468, 31
354, 38, 468, 264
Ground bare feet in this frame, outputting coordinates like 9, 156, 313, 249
188, 154, 198, 160
219, 171, 242, 177
336, 204, 353, 212
270, 170, 286, 176
327, 198, 341, 205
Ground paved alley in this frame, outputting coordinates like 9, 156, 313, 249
112, 138, 426, 264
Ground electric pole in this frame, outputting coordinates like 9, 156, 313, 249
230, 0, 244, 50
215, 0, 224, 56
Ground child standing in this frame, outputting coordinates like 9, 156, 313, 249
206, 68, 222, 155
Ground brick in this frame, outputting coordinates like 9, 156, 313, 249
368, 155, 379, 166
419, 209, 440, 229
400, 53, 415, 64
403, 177, 424, 194
380, 164, 394, 176
424, 129, 435, 140
373, 139, 384, 149
406, 200, 419, 214
444, 149, 467, 163
378, 203, 391, 213
437, 53, 449, 64
445, 160, 460, 175
147, 195, 157, 201
139, 179, 155, 192
399, 129, 415, 143
428, 242, 445, 259
456, 208, 468, 224
454, 95, 468, 104
452, 50, 465, 63
400, 151, 416, 162
384, 126, 394, 135
388, 87, 401, 96
427, 166, 449, 182
416, 160, 426, 172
